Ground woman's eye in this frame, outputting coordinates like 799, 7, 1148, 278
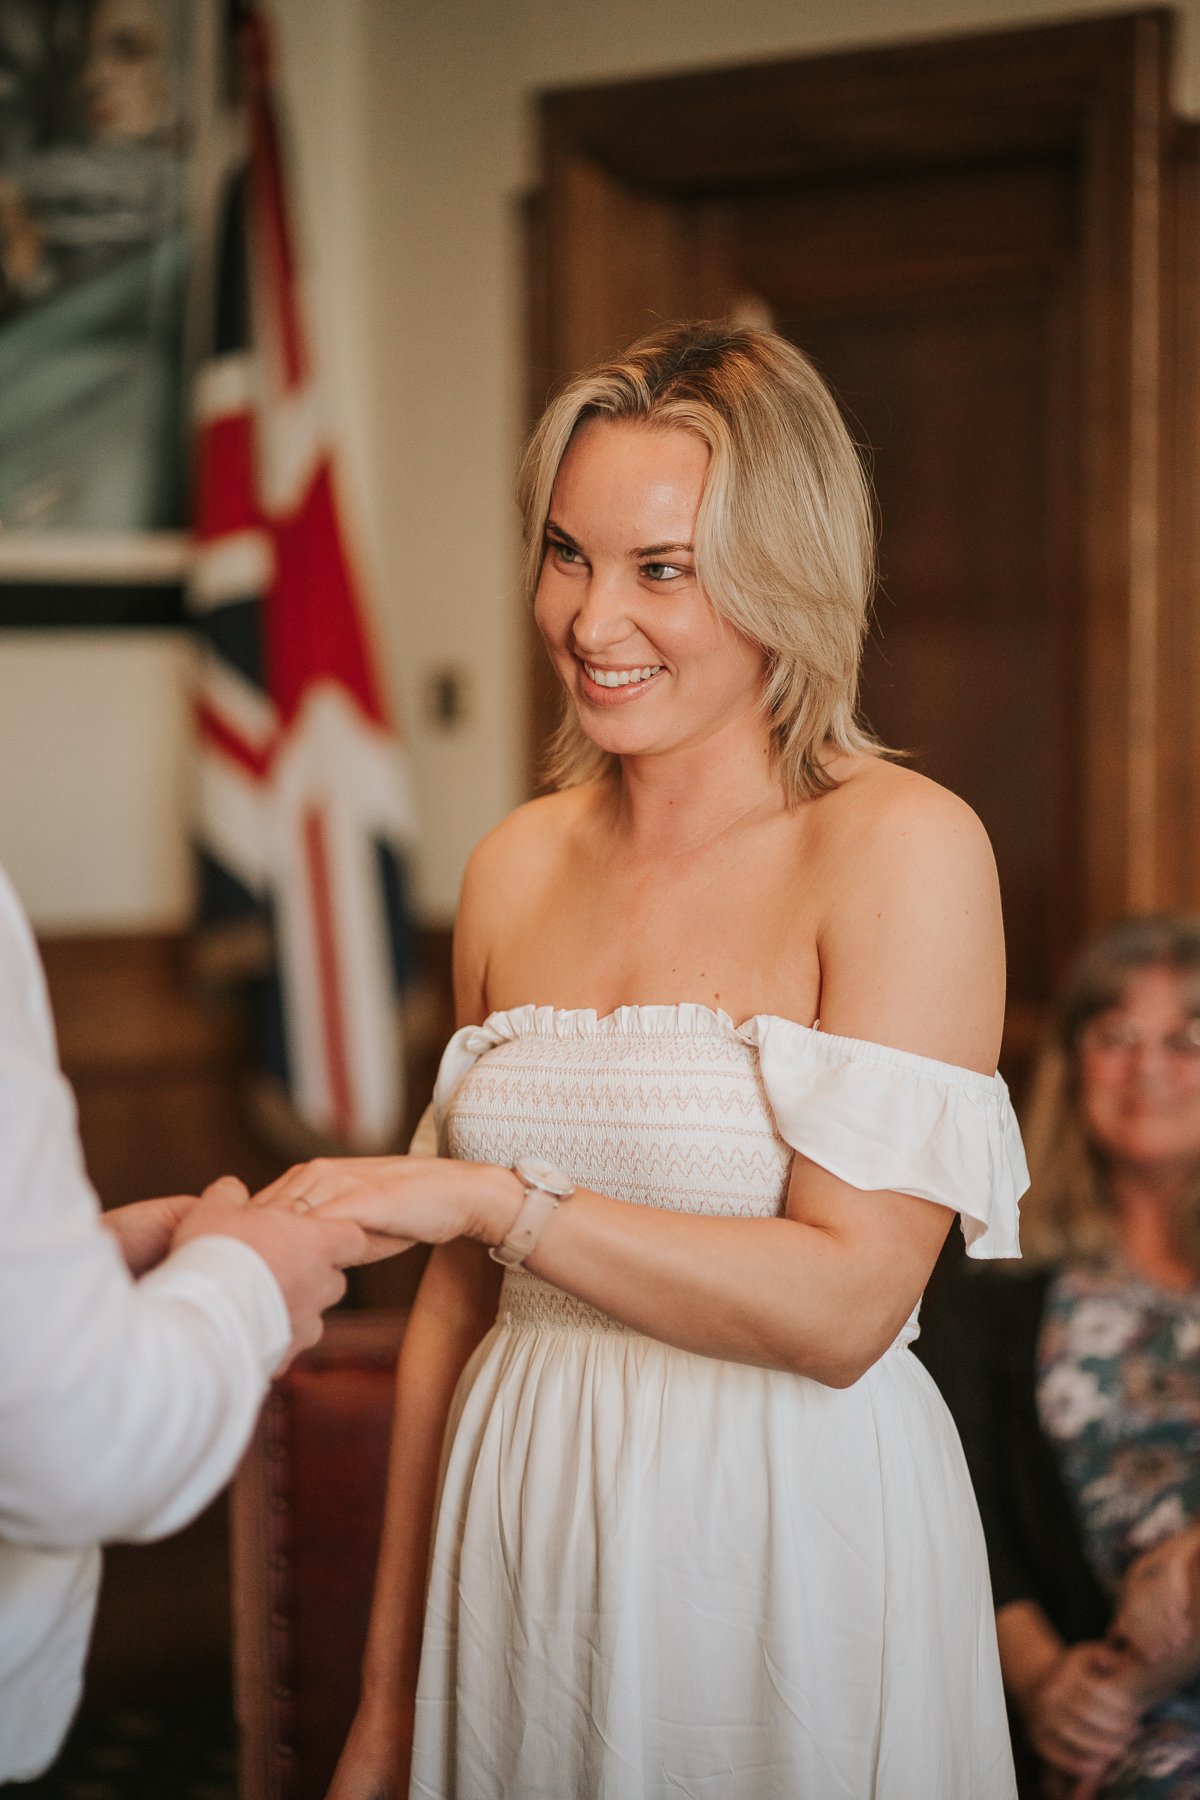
550, 539, 584, 566
643, 561, 685, 582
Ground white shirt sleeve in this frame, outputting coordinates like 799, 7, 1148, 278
0, 869, 290, 1551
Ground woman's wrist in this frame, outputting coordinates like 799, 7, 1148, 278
996, 1601, 1065, 1716
463, 1162, 526, 1247
1010, 1644, 1062, 1720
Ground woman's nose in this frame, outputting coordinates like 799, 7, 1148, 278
1128, 1042, 1171, 1092
570, 572, 635, 656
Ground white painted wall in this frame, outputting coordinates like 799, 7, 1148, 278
0, 634, 196, 933
3, 0, 1195, 930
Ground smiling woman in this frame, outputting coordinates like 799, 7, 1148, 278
255, 321, 1028, 1800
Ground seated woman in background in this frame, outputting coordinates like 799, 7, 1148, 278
923, 916, 1200, 1799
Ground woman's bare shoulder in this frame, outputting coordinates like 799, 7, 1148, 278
812, 755, 994, 872
465, 786, 596, 881
457, 786, 600, 941
454, 789, 598, 1023
806, 757, 1004, 1070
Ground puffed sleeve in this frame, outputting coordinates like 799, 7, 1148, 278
741, 1017, 1028, 1258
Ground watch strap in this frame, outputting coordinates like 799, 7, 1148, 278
488, 1181, 563, 1268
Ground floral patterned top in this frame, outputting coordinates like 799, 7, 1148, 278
1037, 1257, 1200, 1798
1037, 1258, 1200, 1590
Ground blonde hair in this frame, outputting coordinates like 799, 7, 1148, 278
518, 322, 885, 803
1020, 915, 1200, 1273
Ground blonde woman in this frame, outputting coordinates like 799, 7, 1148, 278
922, 916, 1200, 1798
258, 323, 1028, 1799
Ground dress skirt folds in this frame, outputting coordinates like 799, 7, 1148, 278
408, 1005, 1028, 1800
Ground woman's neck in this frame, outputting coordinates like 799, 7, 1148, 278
609, 724, 785, 860
1110, 1165, 1197, 1290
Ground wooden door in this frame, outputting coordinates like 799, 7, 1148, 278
530, 12, 1197, 1072
720, 165, 1082, 1036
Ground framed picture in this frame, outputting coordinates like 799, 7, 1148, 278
0, 0, 223, 628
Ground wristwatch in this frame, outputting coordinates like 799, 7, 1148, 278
488, 1155, 576, 1267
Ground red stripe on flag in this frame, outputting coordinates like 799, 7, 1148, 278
196, 699, 276, 780
266, 462, 388, 727
194, 411, 261, 541
302, 805, 354, 1137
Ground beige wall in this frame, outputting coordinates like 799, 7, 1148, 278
3, 0, 1196, 930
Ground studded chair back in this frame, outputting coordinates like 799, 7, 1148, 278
231, 1310, 407, 1800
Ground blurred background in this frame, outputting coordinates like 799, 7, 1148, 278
3, 0, 1200, 1791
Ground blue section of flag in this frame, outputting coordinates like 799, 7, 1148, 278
376, 837, 420, 991
252, 959, 291, 1095
195, 846, 263, 929
193, 596, 264, 689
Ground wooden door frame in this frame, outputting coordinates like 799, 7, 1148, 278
528, 11, 1181, 930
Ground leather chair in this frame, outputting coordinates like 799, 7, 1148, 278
232, 1310, 407, 1800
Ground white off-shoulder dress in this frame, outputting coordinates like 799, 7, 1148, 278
409, 1005, 1028, 1800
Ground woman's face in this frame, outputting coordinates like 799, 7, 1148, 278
534, 419, 766, 764
1078, 965, 1200, 1174
82, 0, 171, 146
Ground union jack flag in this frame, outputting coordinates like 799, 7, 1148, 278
188, 8, 417, 1151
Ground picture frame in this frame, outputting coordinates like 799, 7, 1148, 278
0, 0, 226, 630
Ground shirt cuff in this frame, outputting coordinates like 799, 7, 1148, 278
139, 1235, 292, 1379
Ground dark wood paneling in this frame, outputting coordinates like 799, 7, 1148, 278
39, 927, 455, 1207
40, 932, 278, 1206
542, 13, 1172, 190
796, 289, 1075, 1012
1159, 120, 1200, 908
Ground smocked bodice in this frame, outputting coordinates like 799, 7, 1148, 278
446, 1015, 793, 1334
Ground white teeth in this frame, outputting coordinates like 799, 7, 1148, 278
583, 664, 663, 689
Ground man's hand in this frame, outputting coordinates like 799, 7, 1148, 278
102, 1179, 247, 1277
171, 1181, 369, 1365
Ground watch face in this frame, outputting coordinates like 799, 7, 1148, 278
514, 1155, 575, 1198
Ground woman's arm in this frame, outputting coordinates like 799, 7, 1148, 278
326, 870, 501, 1800
327, 1240, 502, 1799
285, 783, 1007, 1388
1108, 1526, 1200, 1704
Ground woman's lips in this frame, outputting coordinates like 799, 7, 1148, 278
576, 660, 666, 706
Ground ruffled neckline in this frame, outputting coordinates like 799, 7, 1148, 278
466, 1002, 1006, 1099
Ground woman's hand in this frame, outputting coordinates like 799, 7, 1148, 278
253, 1155, 522, 1263
324, 1694, 412, 1800
1112, 1527, 1200, 1669
1020, 1641, 1140, 1780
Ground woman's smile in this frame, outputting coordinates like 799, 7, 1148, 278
577, 659, 667, 704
